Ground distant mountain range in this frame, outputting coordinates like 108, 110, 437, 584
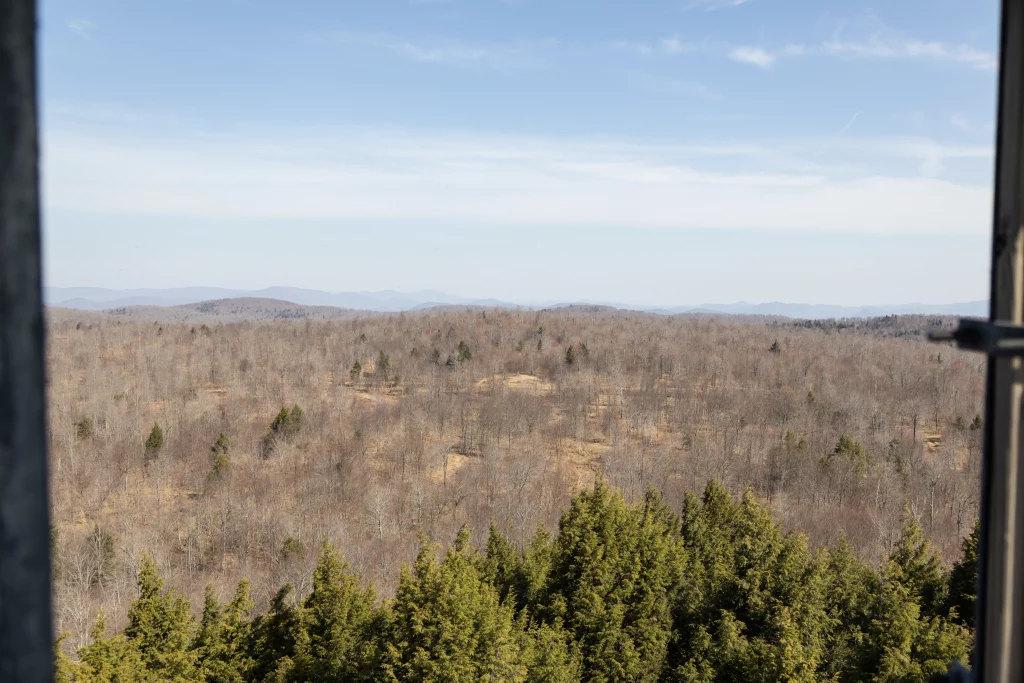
44, 287, 988, 320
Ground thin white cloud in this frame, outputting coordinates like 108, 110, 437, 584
661, 37, 700, 55
330, 32, 547, 68
67, 20, 95, 41
42, 111, 992, 237
950, 114, 974, 134
839, 111, 861, 136
729, 46, 775, 69
684, 0, 754, 11
822, 37, 996, 69
622, 70, 720, 100
606, 40, 655, 57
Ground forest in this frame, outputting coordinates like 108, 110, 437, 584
45, 305, 983, 680
56, 479, 977, 682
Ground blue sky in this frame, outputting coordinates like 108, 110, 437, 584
40, 0, 1000, 305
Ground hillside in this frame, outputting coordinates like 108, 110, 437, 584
47, 307, 983, 658
90, 297, 360, 323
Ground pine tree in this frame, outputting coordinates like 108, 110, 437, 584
669, 483, 826, 683
381, 528, 526, 682
144, 423, 164, 459
349, 360, 362, 382
210, 434, 230, 478
863, 558, 971, 682
54, 633, 79, 683
377, 350, 392, 384
76, 610, 151, 682
890, 508, 947, 618
483, 524, 525, 608
458, 340, 472, 362
289, 404, 305, 432
193, 581, 253, 683
290, 542, 379, 683
247, 584, 301, 683
124, 554, 198, 680
946, 522, 979, 628
564, 346, 576, 366
820, 536, 880, 682
545, 481, 679, 683
521, 616, 583, 683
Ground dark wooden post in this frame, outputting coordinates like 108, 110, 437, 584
0, 0, 53, 681
978, 1, 1024, 680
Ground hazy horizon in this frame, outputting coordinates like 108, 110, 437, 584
41, 0, 998, 304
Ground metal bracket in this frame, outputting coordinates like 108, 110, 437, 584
929, 318, 1024, 357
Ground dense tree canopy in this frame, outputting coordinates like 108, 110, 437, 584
57, 480, 974, 682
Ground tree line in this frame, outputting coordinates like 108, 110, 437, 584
57, 479, 977, 683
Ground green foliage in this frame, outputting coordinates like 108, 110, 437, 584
124, 554, 198, 679
545, 481, 680, 683
769, 339, 782, 354
75, 611, 151, 682
193, 581, 254, 683
381, 528, 525, 682
211, 434, 230, 478
669, 482, 826, 682
349, 360, 362, 382
946, 522, 979, 629
377, 350, 392, 383
89, 524, 116, 588
291, 542, 379, 683
970, 414, 983, 431
269, 405, 304, 442
458, 340, 472, 362
57, 481, 978, 683
890, 509, 947, 618
281, 536, 306, 563
564, 345, 576, 366
824, 435, 872, 476
248, 584, 300, 683
76, 416, 94, 440
144, 423, 164, 457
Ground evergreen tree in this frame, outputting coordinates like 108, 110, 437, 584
289, 404, 305, 431
144, 423, 164, 459
564, 346, 576, 366
211, 434, 230, 478
862, 558, 971, 682
946, 522, 979, 628
290, 542, 379, 683
483, 524, 525, 608
668, 482, 826, 683
350, 360, 362, 382
545, 481, 680, 683
381, 528, 526, 682
76, 610, 151, 682
54, 633, 79, 683
377, 351, 392, 383
520, 617, 583, 683
193, 581, 253, 683
890, 509, 947, 619
124, 554, 198, 680
247, 584, 301, 683
820, 536, 880, 682
458, 340, 472, 363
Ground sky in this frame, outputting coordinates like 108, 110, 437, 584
40, 0, 1001, 306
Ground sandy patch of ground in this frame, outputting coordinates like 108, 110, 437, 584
474, 373, 555, 395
